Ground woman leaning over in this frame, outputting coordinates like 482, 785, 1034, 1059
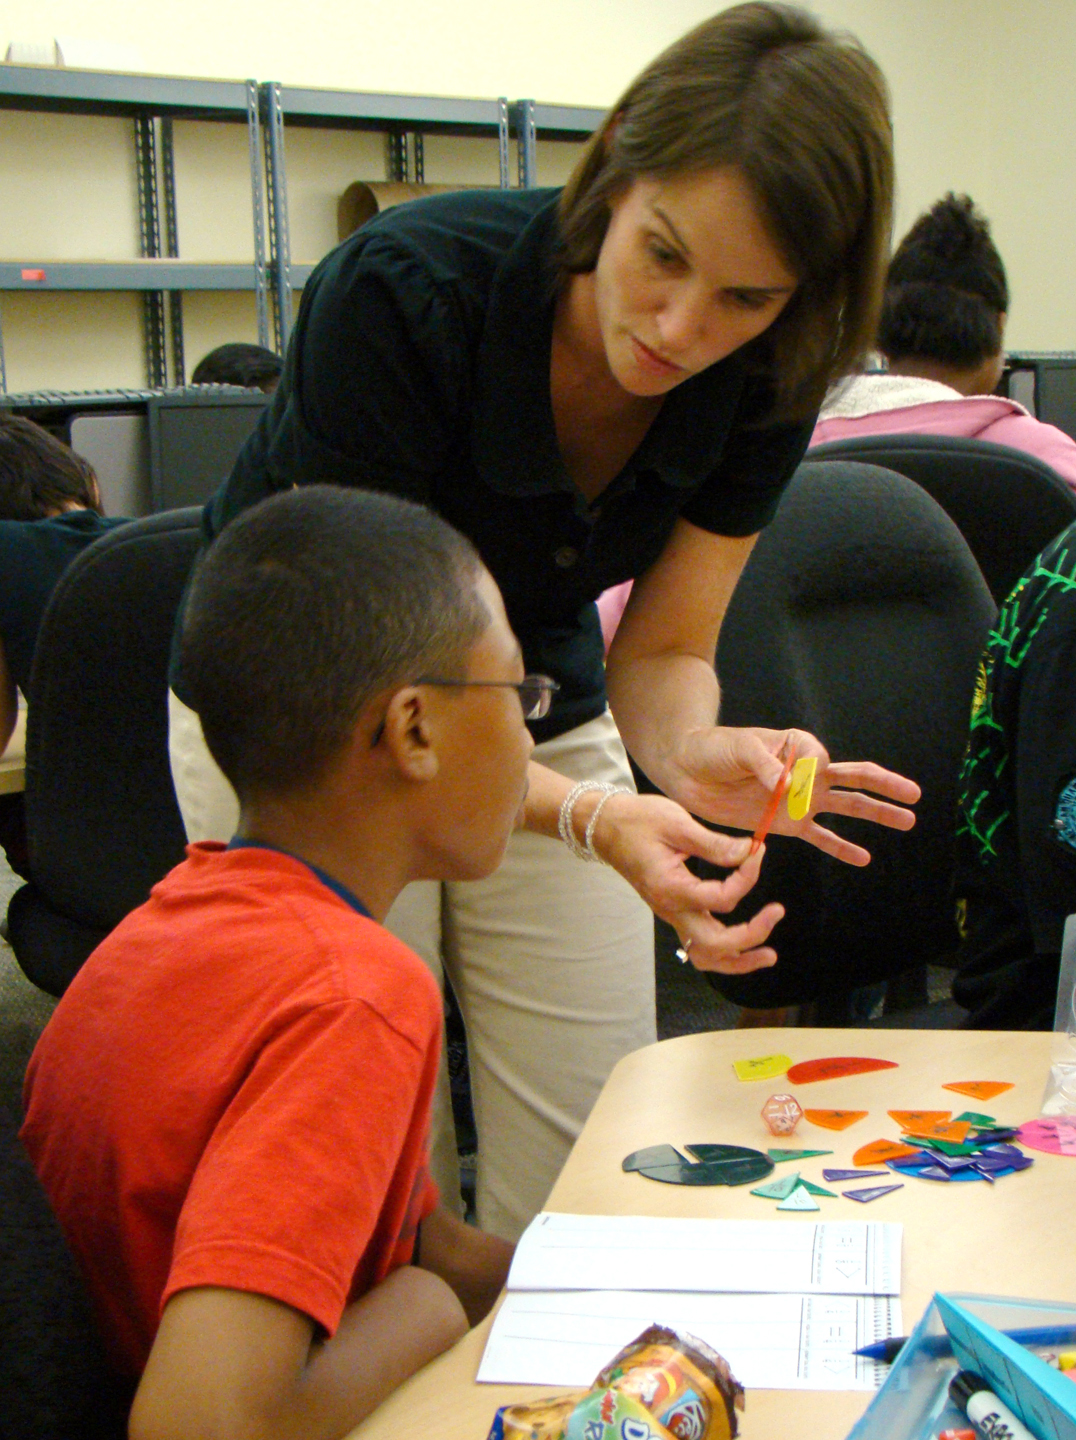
168, 3, 919, 1239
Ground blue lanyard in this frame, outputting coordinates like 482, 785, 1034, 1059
226, 837, 372, 919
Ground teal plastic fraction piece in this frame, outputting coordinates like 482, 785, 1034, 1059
954, 1111, 997, 1127
799, 1179, 838, 1198
624, 1143, 775, 1186
778, 1184, 820, 1211
751, 1171, 800, 1200
767, 1148, 833, 1162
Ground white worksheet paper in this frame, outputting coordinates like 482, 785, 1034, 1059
478, 1290, 902, 1390
505, 1214, 902, 1297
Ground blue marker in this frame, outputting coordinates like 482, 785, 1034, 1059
855, 1324, 1076, 1364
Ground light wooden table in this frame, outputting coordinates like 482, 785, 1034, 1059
0, 708, 26, 795
349, 1028, 1073, 1440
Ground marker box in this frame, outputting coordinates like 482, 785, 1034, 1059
845, 1294, 1076, 1440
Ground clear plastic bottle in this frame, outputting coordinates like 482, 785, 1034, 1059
1041, 915, 1076, 1116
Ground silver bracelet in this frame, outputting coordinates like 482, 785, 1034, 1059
558, 780, 614, 862
584, 786, 630, 862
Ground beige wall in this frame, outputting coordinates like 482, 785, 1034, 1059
0, 0, 1073, 390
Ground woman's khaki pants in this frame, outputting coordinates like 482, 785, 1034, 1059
168, 693, 655, 1241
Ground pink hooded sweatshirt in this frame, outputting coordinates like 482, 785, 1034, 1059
809, 372, 1076, 493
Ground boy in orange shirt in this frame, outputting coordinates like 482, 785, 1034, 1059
21, 485, 538, 1439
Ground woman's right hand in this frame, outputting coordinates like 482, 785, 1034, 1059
588, 790, 784, 974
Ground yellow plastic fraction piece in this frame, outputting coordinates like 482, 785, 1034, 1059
787, 756, 818, 821
733, 1053, 792, 1082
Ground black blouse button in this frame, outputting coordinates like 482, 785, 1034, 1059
554, 546, 579, 568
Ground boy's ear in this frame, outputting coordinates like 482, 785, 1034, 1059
377, 687, 440, 782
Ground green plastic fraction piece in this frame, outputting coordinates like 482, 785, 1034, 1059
767, 1148, 834, 1162
777, 1184, 820, 1211
954, 1111, 997, 1127
750, 1171, 800, 1200
798, 1179, 838, 1198
925, 1138, 980, 1156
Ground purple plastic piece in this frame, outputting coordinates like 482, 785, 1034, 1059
887, 1151, 936, 1170
843, 1182, 904, 1203
917, 1166, 954, 1181
822, 1168, 886, 1182
927, 1152, 979, 1171
982, 1143, 1024, 1159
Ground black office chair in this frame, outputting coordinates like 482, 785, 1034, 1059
6, 509, 202, 996
689, 459, 996, 1011
0, 1103, 133, 1438
809, 434, 1076, 603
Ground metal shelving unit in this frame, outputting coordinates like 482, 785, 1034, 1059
1, 64, 604, 384
259, 86, 603, 349
0, 64, 270, 390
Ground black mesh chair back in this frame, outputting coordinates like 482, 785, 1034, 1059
809, 433, 1076, 603
6, 509, 202, 996
695, 460, 996, 1009
0, 1103, 132, 1438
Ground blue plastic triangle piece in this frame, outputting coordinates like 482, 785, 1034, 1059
843, 1182, 903, 1203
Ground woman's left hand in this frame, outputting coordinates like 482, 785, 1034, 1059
670, 725, 921, 867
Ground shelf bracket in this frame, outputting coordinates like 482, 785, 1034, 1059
262, 83, 293, 354
160, 116, 185, 385
246, 79, 271, 352
498, 98, 510, 189
513, 99, 537, 188
134, 114, 168, 387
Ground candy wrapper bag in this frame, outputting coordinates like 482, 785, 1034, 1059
487, 1324, 744, 1440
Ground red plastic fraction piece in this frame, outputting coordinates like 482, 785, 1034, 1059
853, 1138, 920, 1167
888, 1110, 951, 1130
942, 1081, 1015, 1101
787, 1056, 898, 1085
804, 1109, 869, 1132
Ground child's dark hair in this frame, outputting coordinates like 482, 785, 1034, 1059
879, 193, 1009, 369
181, 487, 490, 799
190, 343, 283, 390
0, 415, 102, 520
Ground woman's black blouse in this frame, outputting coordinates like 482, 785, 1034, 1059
189, 187, 815, 741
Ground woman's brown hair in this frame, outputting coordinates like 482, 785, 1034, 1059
558, 1, 893, 422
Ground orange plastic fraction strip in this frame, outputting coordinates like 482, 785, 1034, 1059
751, 747, 797, 855
804, 1109, 869, 1132
853, 1138, 920, 1167
888, 1110, 951, 1130
787, 1056, 898, 1085
902, 1119, 971, 1144
942, 1081, 1015, 1101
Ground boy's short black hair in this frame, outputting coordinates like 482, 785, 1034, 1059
879, 193, 1009, 370
190, 343, 283, 390
181, 486, 490, 800
0, 415, 102, 520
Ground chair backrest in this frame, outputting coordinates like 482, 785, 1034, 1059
6, 508, 202, 996
0, 1104, 132, 1439
808, 433, 1076, 603
700, 459, 996, 1009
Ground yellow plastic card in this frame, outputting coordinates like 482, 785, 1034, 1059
787, 756, 818, 821
733, 1053, 792, 1082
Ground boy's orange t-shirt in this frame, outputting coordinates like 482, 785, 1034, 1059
21, 843, 442, 1376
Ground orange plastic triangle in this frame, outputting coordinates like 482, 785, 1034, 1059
942, 1081, 1015, 1101
787, 1056, 898, 1085
888, 1110, 951, 1130
902, 1119, 971, 1144
804, 1109, 869, 1131
853, 1138, 919, 1166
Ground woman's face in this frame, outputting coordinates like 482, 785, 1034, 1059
592, 166, 798, 397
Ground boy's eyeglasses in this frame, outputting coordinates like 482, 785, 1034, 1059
415, 674, 560, 721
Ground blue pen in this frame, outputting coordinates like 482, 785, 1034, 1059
855, 1324, 1076, 1364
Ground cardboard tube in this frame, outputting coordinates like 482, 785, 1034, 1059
337, 181, 481, 240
